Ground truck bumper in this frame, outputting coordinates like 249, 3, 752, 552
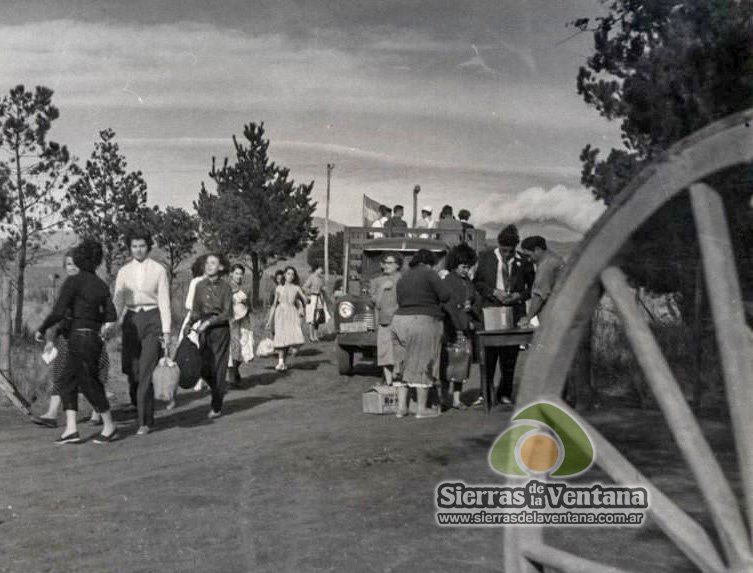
337, 331, 377, 350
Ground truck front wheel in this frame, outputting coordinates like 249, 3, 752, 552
337, 345, 354, 376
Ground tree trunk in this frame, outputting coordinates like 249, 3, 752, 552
250, 252, 261, 309
13, 145, 26, 335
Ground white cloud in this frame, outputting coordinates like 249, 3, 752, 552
474, 184, 606, 234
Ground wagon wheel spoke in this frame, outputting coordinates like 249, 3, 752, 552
504, 111, 753, 572
522, 543, 637, 573
547, 396, 727, 573
690, 182, 753, 542
504, 527, 542, 573
601, 266, 752, 568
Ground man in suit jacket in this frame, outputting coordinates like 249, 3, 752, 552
473, 225, 534, 405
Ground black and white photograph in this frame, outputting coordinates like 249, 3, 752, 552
1, 1, 752, 572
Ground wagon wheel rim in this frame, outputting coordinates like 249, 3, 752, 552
503, 108, 753, 573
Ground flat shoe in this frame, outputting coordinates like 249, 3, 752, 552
32, 416, 58, 429
136, 425, 151, 436
416, 409, 441, 419
208, 410, 222, 420
54, 432, 82, 445
93, 431, 119, 444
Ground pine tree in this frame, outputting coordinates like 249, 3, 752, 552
195, 122, 317, 307
63, 128, 149, 281
0, 85, 75, 333
574, 0, 753, 304
153, 206, 199, 295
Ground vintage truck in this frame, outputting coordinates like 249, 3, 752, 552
333, 226, 486, 375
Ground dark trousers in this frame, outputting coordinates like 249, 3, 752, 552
122, 309, 162, 427
201, 326, 230, 413
58, 331, 109, 413
484, 346, 519, 401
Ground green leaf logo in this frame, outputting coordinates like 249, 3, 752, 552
489, 401, 594, 478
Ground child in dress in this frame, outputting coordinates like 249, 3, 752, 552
266, 266, 308, 371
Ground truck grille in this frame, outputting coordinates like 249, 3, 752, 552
353, 311, 375, 330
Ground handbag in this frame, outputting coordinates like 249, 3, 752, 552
444, 333, 472, 383
314, 306, 326, 326
174, 336, 203, 389
153, 356, 180, 402
256, 337, 275, 357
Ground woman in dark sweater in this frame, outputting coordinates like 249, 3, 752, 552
36, 239, 118, 444
184, 253, 233, 419
392, 249, 451, 418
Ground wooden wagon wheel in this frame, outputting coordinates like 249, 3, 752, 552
503, 109, 753, 573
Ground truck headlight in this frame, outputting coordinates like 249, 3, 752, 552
338, 301, 355, 319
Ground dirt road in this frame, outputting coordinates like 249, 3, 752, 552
0, 343, 708, 572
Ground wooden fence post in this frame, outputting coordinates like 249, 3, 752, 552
0, 275, 32, 417
0, 276, 10, 374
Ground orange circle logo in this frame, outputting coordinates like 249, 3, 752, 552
519, 433, 560, 473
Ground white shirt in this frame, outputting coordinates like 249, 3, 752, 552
494, 248, 511, 293
114, 257, 172, 333
184, 276, 205, 310
416, 217, 436, 229
372, 216, 388, 238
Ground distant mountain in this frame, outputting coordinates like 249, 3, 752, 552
312, 216, 345, 235
479, 219, 584, 243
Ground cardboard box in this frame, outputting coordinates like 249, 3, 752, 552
362, 385, 398, 414
483, 306, 514, 330
362, 386, 441, 415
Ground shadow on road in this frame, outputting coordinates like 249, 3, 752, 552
294, 347, 323, 357
130, 393, 293, 434
290, 359, 331, 371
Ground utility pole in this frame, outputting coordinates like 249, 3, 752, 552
412, 184, 421, 227
324, 163, 335, 286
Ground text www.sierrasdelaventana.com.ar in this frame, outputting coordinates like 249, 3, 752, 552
437, 510, 645, 527
435, 481, 649, 527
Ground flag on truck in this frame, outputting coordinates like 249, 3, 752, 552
362, 194, 383, 226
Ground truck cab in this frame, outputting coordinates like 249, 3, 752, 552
334, 226, 486, 375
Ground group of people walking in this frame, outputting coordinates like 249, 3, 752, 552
32, 229, 330, 445
29, 220, 562, 441
371, 224, 564, 418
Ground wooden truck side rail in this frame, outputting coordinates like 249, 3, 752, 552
342, 226, 487, 294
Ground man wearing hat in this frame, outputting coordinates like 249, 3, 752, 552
416, 205, 436, 238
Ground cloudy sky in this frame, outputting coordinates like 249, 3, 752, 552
0, 0, 620, 237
